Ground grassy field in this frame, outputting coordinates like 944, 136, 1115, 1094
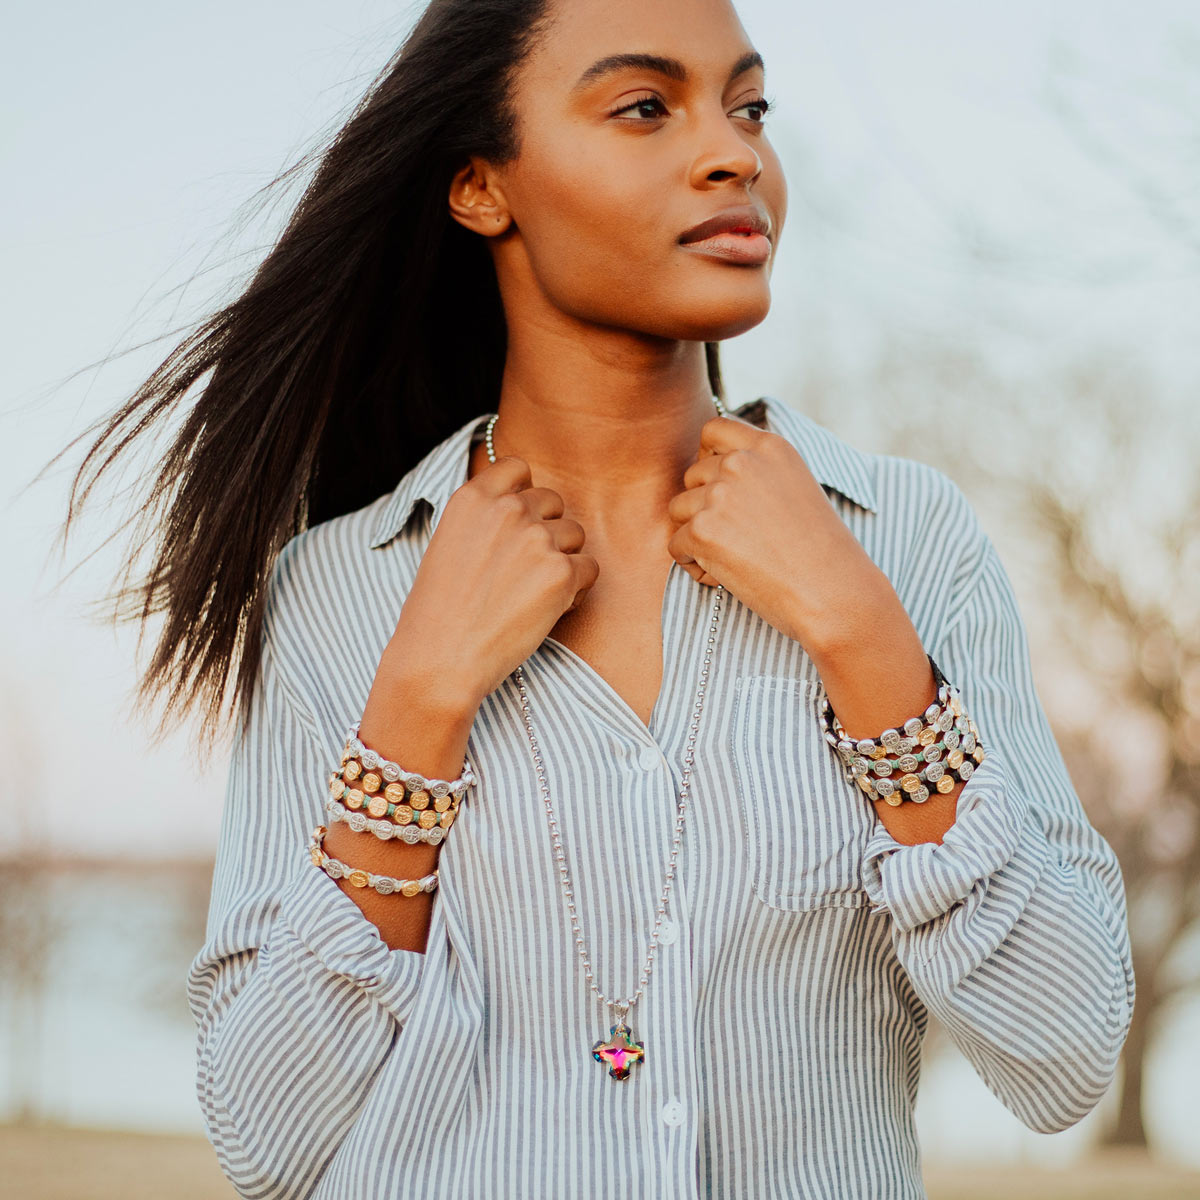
4, 1125, 1199, 1199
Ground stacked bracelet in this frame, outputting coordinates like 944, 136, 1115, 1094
821, 655, 987, 806
325, 796, 451, 845
343, 723, 476, 801
307, 825, 439, 896
329, 767, 463, 829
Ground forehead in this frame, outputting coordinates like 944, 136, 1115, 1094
527, 0, 757, 86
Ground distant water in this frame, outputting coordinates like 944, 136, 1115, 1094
2, 862, 1196, 1167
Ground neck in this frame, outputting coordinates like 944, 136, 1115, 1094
489, 335, 722, 533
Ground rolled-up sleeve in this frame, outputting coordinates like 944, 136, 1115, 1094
186, 630, 425, 1199
861, 523, 1135, 1134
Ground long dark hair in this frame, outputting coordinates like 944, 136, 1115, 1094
62, 0, 726, 749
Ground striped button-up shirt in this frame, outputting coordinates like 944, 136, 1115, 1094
187, 394, 1135, 1200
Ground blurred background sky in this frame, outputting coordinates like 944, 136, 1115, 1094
2, 0, 1197, 1179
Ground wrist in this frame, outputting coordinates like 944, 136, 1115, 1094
374, 635, 487, 726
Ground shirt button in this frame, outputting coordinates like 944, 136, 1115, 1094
638, 745, 661, 770
659, 919, 679, 945
660, 1098, 685, 1127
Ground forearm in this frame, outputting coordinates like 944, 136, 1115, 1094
805, 564, 966, 845
334, 656, 482, 952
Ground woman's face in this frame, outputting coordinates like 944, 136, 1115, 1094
483, 0, 787, 343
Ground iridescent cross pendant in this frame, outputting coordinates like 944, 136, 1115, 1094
591, 1022, 645, 1081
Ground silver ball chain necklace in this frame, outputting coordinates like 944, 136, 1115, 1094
483, 395, 729, 1081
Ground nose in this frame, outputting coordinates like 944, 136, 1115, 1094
688, 103, 763, 190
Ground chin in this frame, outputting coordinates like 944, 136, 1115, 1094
673, 288, 772, 341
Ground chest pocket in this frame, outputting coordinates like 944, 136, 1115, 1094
730, 675, 872, 912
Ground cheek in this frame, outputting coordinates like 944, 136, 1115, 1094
510, 136, 673, 294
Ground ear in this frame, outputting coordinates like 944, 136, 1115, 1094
448, 157, 512, 236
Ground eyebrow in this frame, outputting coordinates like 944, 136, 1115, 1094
571, 49, 764, 94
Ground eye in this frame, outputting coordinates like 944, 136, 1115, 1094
608, 94, 669, 120
733, 95, 772, 123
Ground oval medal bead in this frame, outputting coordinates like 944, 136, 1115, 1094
367, 796, 389, 819
885, 791, 904, 807
899, 773, 921, 793
958, 760, 975, 782
881, 729, 901, 751
924, 761, 945, 782
393, 805, 414, 826
855, 738, 876, 757
373, 877, 396, 896
911, 785, 930, 803
362, 772, 382, 794
903, 718, 923, 737
896, 754, 919, 774
401, 881, 423, 898
418, 809, 439, 829
440, 811, 457, 830
872, 758, 894, 777
434, 794, 452, 813
947, 748, 965, 769
348, 869, 370, 889
876, 778, 895, 798
345, 789, 365, 810
918, 726, 938, 747
936, 775, 956, 794
384, 782, 406, 804
409, 789, 431, 811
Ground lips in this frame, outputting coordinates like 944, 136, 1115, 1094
678, 205, 770, 245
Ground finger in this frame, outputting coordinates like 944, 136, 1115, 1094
666, 485, 707, 526
546, 516, 586, 554
568, 552, 600, 605
483, 454, 533, 495
665, 525, 696, 566
681, 453, 722, 491
698, 413, 759, 456
521, 485, 567, 521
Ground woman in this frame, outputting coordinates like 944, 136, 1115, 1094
70, 0, 1134, 1195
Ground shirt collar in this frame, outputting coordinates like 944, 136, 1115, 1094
368, 395, 876, 550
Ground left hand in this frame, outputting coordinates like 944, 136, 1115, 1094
665, 414, 885, 648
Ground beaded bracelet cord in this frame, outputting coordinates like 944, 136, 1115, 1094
326, 796, 452, 844
821, 654, 987, 806
330, 766, 462, 829
307, 825, 439, 897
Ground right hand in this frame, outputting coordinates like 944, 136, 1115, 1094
379, 454, 600, 712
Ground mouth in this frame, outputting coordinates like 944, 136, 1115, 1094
678, 206, 772, 265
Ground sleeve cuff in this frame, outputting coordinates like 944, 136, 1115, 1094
277, 851, 427, 1025
861, 749, 1031, 932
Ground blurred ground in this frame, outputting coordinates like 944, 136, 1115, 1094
3, 1125, 1200, 1199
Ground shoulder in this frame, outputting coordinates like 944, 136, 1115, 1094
259, 492, 404, 732
756, 394, 980, 537
266, 493, 394, 632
